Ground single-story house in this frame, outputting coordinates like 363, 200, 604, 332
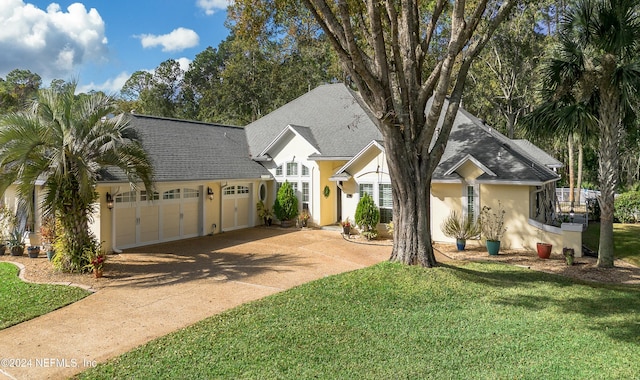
3, 83, 580, 255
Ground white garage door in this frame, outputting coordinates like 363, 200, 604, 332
222, 184, 251, 231
114, 187, 201, 249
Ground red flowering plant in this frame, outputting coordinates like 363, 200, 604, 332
82, 240, 106, 272
340, 218, 351, 228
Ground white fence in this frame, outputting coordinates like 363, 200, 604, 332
556, 188, 600, 205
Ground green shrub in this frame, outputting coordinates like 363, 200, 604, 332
355, 193, 380, 239
614, 191, 640, 223
273, 181, 298, 221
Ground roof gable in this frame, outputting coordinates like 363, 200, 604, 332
259, 124, 321, 157
245, 83, 383, 159
443, 154, 497, 178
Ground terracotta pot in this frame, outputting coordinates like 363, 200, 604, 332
93, 269, 103, 278
11, 246, 24, 256
536, 243, 552, 259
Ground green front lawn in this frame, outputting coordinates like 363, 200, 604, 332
78, 262, 639, 379
583, 223, 640, 266
0, 263, 91, 329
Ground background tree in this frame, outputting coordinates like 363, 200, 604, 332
0, 83, 154, 272
120, 60, 184, 118
234, 0, 518, 266
0, 69, 42, 114
465, 4, 546, 138
527, 0, 640, 267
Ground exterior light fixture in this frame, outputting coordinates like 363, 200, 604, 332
106, 192, 114, 210
207, 187, 214, 200
569, 208, 575, 223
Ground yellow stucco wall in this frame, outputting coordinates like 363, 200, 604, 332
430, 182, 566, 253
317, 160, 347, 225
430, 183, 464, 242
480, 184, 563, 253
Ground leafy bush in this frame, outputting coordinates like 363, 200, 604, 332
614, 191, 640, 223
355, 193, 380, 239
273, 181, 298, 221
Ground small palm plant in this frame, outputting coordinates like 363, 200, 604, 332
441, 211, 480, 251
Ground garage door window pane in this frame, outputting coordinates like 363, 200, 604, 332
140, 190, 159, 201
163, 189, 181, 200
237, 186, 250, 194
116, 191, 136, 203
224, 186, 235, 195
183, 188, 200, 198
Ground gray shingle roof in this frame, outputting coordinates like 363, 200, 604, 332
100, 114, 270, 183
512, 139, 564, 169
245, 83, 383, 159
433, 107, 560, 183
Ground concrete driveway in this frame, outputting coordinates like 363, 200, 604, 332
0, 227, 391, 380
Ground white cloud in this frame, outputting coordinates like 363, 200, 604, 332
137, 28, 199, 52
176, 57, 192, 72
0, 0, 108, 79
196, 0, 231, 15
76, 72, 132, 94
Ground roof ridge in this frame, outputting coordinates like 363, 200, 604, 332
129, 113, 242, 129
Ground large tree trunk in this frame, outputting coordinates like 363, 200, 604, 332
384, 126, 437, 267
597, 78, 621, 268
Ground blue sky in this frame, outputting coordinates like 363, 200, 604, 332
0, 1, 231, 94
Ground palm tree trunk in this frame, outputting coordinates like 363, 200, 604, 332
568, 134, 575, 208
597, 82, 621, 268
577, 139, 583, 206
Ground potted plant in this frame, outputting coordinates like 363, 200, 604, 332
563, 247, 575, 266
273, 181, 298, 227
441, 211, 481, 251
84, 243, 106, 278
27, 245, 40, 258
40, 214, 57, 261
256, 200, 273, 226
298, 209, 311, 227
8, 228, 25, 256
480, 202, 507, 256
341, 218, 352, 236
536, 242, 552, 259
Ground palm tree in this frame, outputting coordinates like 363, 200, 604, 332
527, 0, 640, 267
0, 82, 154, 271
